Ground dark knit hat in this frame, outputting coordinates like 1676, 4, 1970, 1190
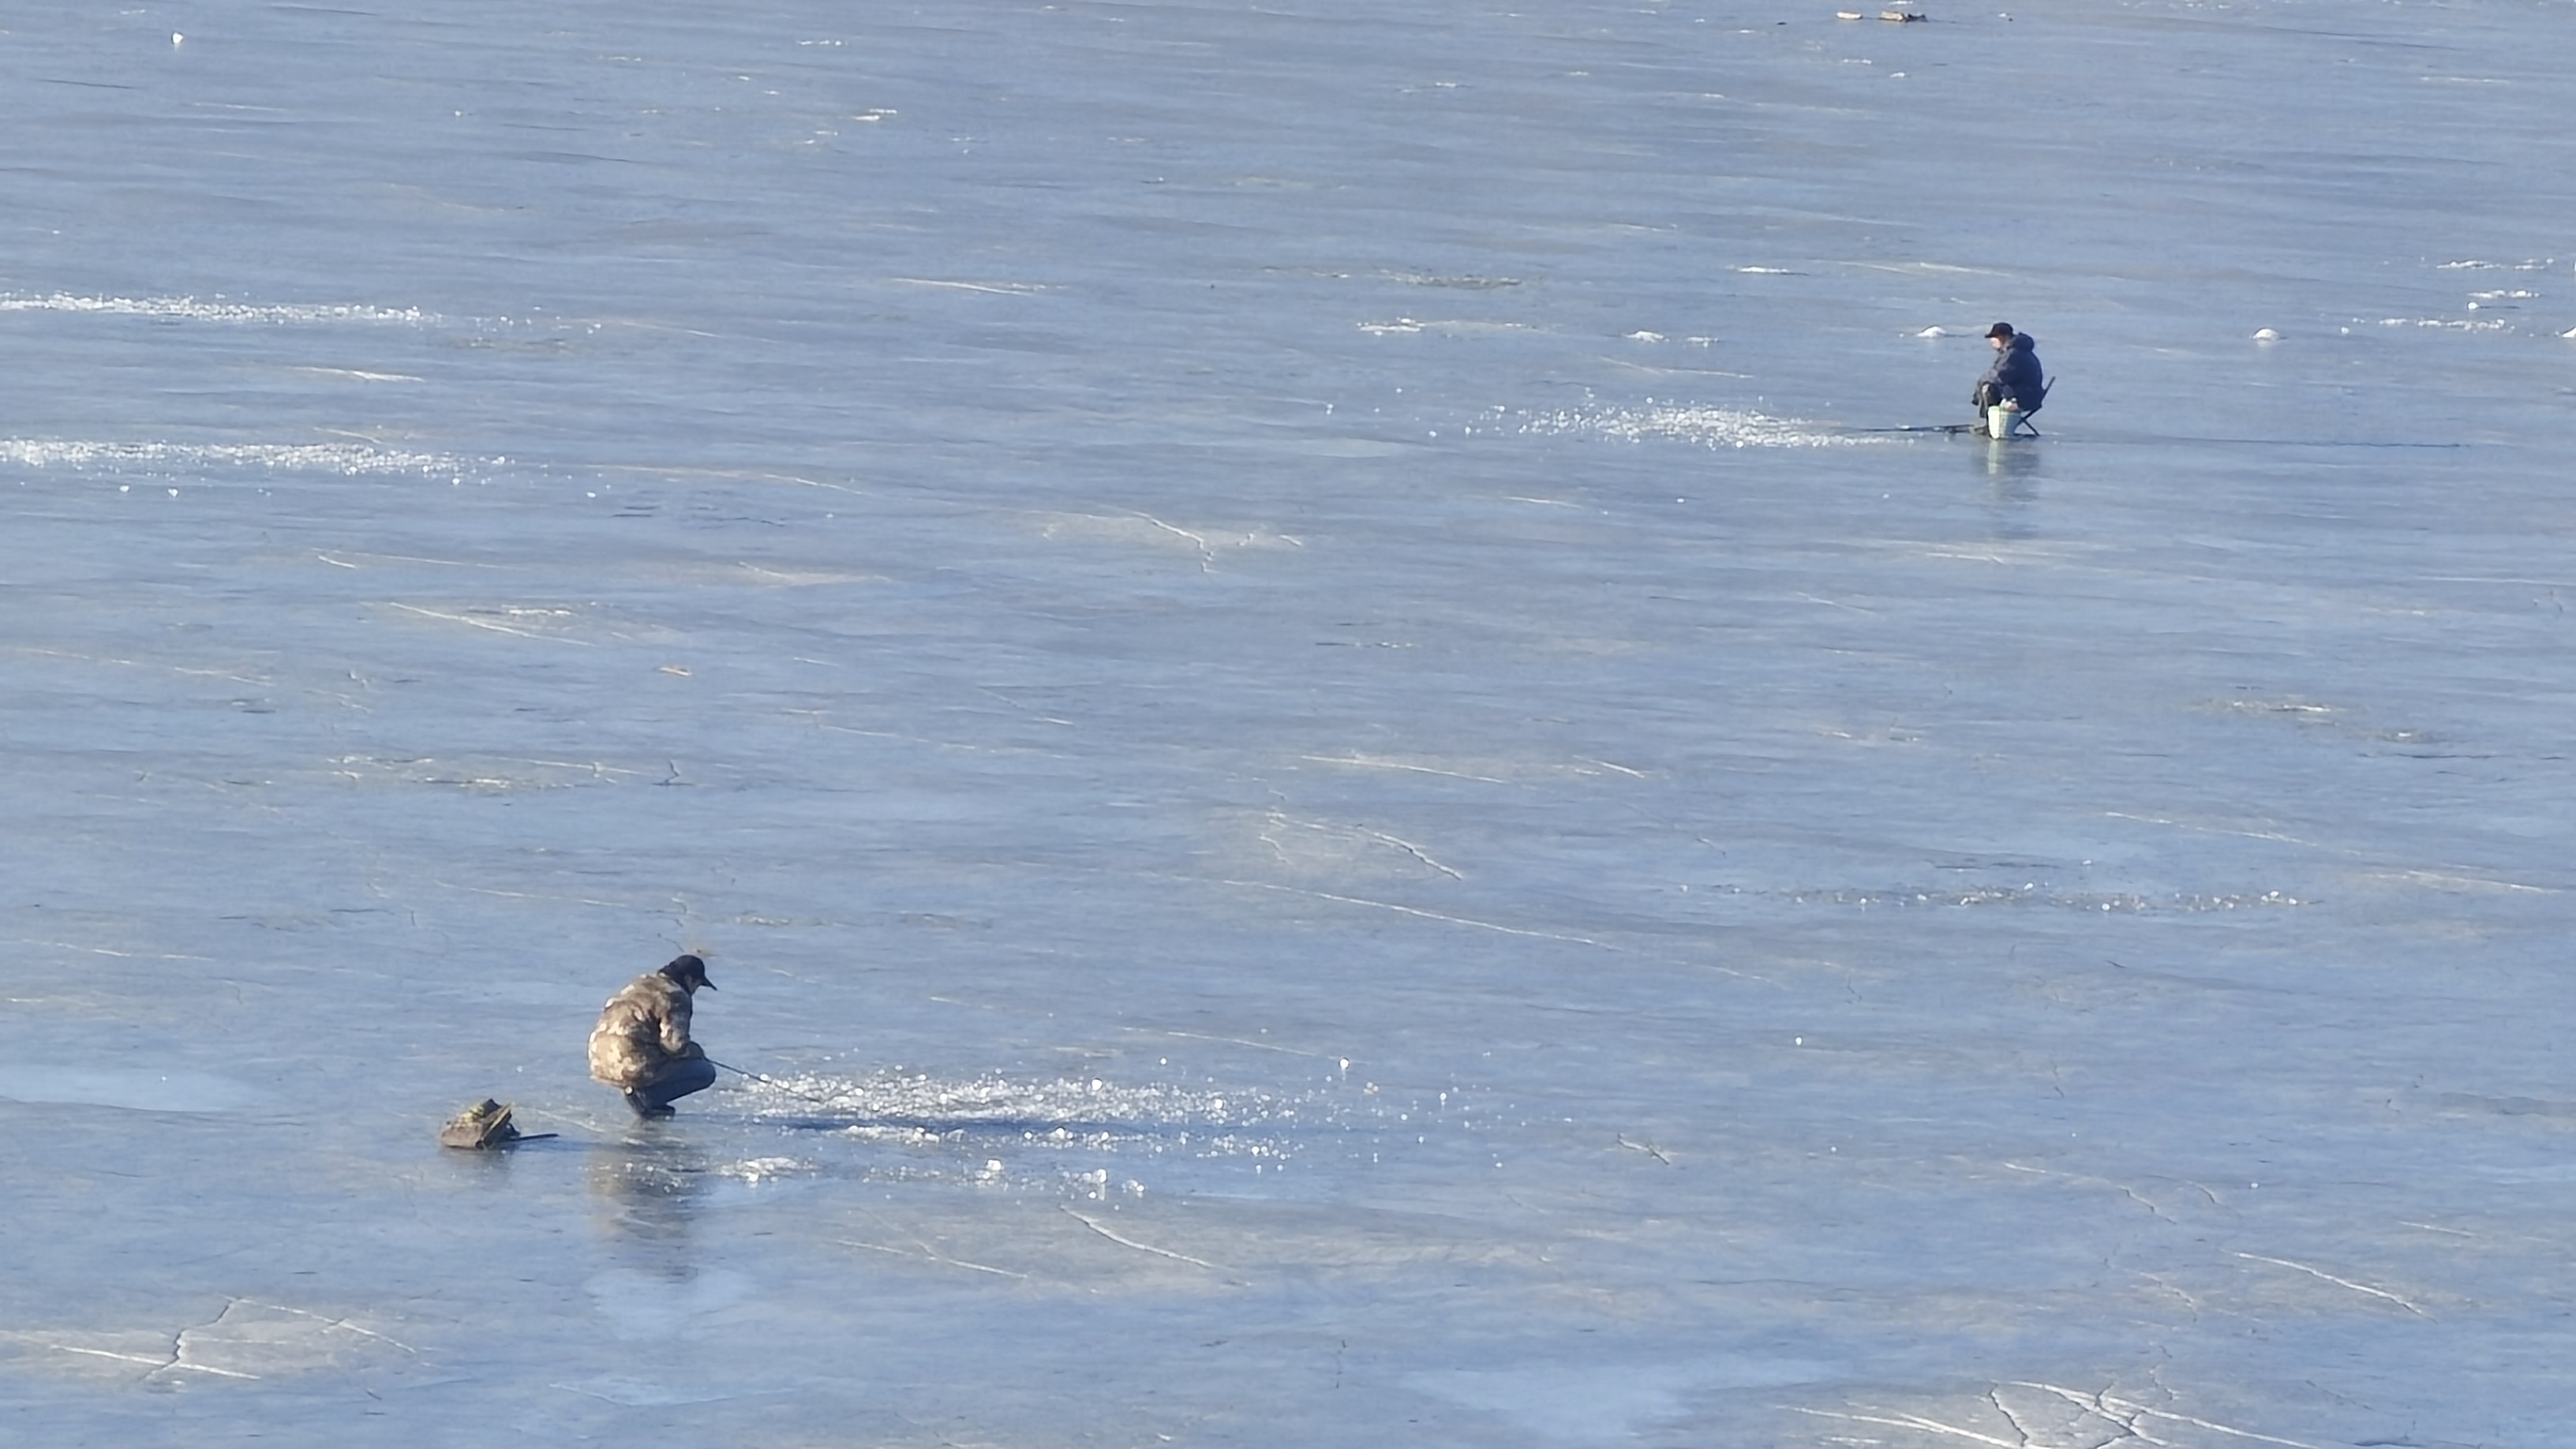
661, 953, 714, 991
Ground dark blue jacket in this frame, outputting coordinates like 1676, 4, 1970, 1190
1975, 334, 2046, 411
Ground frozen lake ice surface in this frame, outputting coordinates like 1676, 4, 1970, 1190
3, 0, 2574, 1443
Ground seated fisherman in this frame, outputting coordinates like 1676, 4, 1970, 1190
588, 953, 719, 1119
1972, 322, 2046, 421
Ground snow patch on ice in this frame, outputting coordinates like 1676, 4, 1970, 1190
0, 439, 471, 476
0, 292, 433, 324
1357, 316, 1540, 336
2376, 316, 2513, 332
1715, 883, 2308, 912
738, 1069, 1287, 1138
1382, 270, 1522, 290
1522, 402, 1867, 449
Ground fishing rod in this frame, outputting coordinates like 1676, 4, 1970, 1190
1854, 377, 2060, 436
706, 1056, 845, 1106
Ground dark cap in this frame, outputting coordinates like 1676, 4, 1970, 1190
661, 953, 714, 991
1985, 322, 2016, 339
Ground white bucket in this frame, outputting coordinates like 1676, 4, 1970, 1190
1985, 406, 2010, 439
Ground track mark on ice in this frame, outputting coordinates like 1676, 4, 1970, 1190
2000, 1162, 2180, 1223
1221, 878, 1605, 945
835, 1231, 1030, 1281
50, 1343, 256, 1379
2102, 811, 2347, 854
430, 879, 635, 909
1797, 1382, 2318, 1449
1134, 1029, 1324, 1058
1260, 811, 1464, 880
1060, 1206, 1223, 1272
891, 277, 1049, 296
2016, 1382, 2316, 1447
1790, 1406, 2017, 1446
9, 938, 209, 961
1299, 753, 1507, 784
2368, 868, 2555, 896
2401, 1220, 2475, 1238
384, 602, 595, 644
2232, 1252, 2425, 1316
4, 645, 270, 687
316, 549, 512, 571
1354, 826, 1462, 879
294, 366, 421, 382
1126, 510, 1216, 573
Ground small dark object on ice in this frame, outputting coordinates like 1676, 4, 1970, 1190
1881, 9, 1926, 21
439, 1099, 556, 1149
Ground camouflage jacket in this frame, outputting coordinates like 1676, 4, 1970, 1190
587, 972, 698, 1088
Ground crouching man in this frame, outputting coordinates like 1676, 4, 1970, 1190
589, 954, 718, 1119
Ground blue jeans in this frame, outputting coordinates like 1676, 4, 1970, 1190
623, 1056, 717, 1117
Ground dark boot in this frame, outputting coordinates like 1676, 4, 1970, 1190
623, 1057, 716, 1118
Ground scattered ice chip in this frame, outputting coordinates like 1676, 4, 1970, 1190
1917, 325, 1947, 337
722, 1156, 811, 1183
2254, 328, 2282, 341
